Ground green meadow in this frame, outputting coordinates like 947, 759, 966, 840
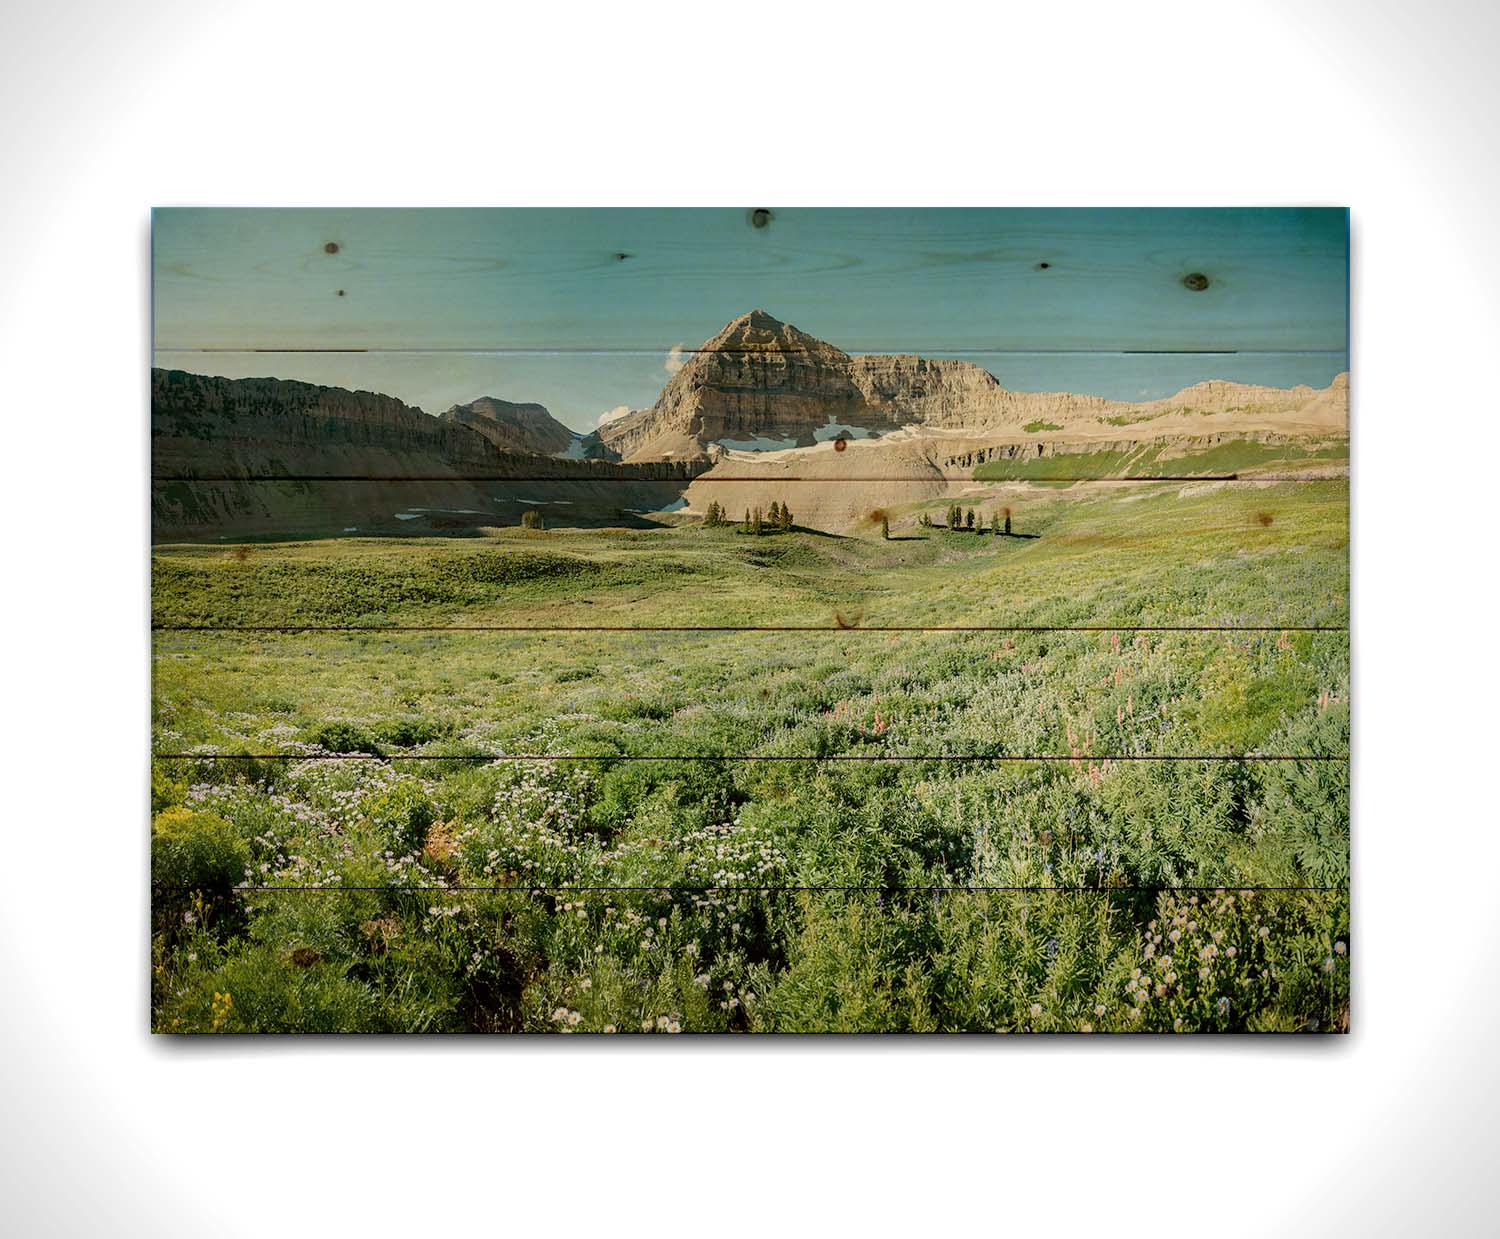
151, 478, 1350, 1033
972, 438, 1348, 482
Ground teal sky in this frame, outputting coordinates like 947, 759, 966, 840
153, 208, 1348, 434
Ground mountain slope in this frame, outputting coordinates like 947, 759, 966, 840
440, 396, 577, 456
151, 369, 701, 538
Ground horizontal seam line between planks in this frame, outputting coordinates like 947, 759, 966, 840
155, 753, 1347, 762
153, 884, 1345, 893
151, 474, 1341, 484
154, 347, 1346, 357
151, 624, 1348, 633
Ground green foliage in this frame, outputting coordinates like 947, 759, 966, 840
1024, 420, 1063, 433
152, 764, 188, 814
152, 808, 249, 901
521, 509, 545, 530
366, 780, 438, 854
152, 480, 1350, 1033
309, 720, 382, 755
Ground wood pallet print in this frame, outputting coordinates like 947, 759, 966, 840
150, 207, 1350, 1034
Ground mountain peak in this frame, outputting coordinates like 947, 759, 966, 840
700, 309, 845, 357
440, 395, 574, 455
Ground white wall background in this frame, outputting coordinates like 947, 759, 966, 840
2, 1, 1496, 1233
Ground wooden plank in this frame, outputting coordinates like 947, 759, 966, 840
150, 479, 1348, 630
150, 474, 1349, 540
149, 884, 1350, 1033
153, 207, 1349, 353
151, 629, 1350, 759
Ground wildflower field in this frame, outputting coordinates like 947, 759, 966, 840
151, 478, 1350, 1033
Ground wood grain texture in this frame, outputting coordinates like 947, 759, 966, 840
153, 207, 1349, 353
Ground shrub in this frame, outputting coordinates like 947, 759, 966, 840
158, 943, 379, 1033
309, 720, 382, 755
366, 780, 438, 854
152, 808, 249, 897
372, 716, 449, 748
152, 764, 187, 814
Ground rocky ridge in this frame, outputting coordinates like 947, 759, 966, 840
599, 310, 1349, 462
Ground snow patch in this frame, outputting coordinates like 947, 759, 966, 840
717, 433, 799, 452
813, 416, 877, 443
624, 498, 690, 515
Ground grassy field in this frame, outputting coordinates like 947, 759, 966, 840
971, 438, 1348, 482
151, 479, 1350, 1033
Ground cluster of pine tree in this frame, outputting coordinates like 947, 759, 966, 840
946, 504, 977, 530
740, 501, 794, 534
942, 505, 1012, 534
703, 500, 728, 526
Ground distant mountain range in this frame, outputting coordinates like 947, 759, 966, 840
151, 309, 1347, 538
440, 396, 612, 461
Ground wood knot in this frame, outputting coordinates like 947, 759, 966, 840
324, 241, 341, 254
749, 208, 773, 229
1182, 272, 1210, 291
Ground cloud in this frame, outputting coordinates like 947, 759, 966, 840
596, 404, 631, 428
664, 343, 688, 375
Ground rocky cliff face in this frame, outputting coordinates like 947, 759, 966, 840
151, 369, 705, 538
847, 354, 1116, 427
152, 369, 504, 474
599, 310, 884, 459
599, 310, 1346, 462
440, 396, 577, 457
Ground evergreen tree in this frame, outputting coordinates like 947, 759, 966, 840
965, 508, 976, 530
780, 502, 793, 531
752, 506, 764, 535
1004, 509, 1012, 535
521, 509, 544, 531
743, 508, 752, 533
881, 514, 890, 540
919, 512, 933, 528
990, 511, 1001, 535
